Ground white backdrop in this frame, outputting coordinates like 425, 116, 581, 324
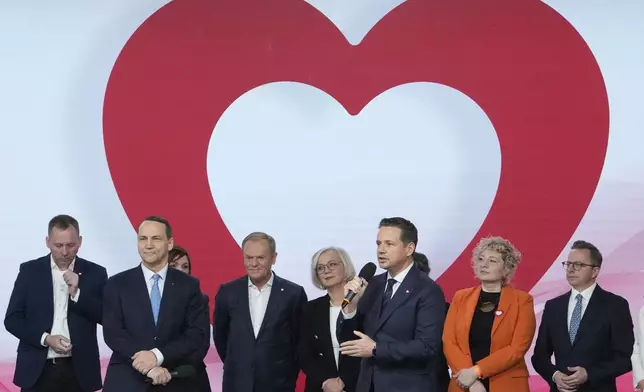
1, 1, 644, 391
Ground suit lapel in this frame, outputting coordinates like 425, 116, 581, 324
315, 296, 336, 367
71, 257, 85, 278
461, 287, 480, 344
557, 292, 573, 352
376, 267, 420, 332
42, 256, 54, 326
369, 274, 386, 319
238, 278, 255, 340
156, 268, 177, 332
491, 288, 513, 336
132, 266, 157, 334
256, 274, 283, 340
67, 258, 86, 320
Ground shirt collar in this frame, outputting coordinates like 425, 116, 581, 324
571, 282, 597, 302
141, 262, 169, 282
248, 271, 274, 288
50, 255, 76, 271
387, 261, 414, 283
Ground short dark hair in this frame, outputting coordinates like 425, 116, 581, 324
378, 217, 418, 246
413, 251, 430, 274
571, 240, 603, 267
142, 216, 173, 239
48, 215, 79, 235
169, 245, 191, 274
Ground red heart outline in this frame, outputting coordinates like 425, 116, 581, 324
103, 0, 608, 302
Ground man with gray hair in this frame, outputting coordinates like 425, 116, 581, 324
213, 232, 308, 392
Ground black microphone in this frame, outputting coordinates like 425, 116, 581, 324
145, 365, 196, 383
169, 365, 196, 379
342, 262, 377, 309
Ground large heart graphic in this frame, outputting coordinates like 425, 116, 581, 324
103, 0, 608, 303
208, 81, 502, 293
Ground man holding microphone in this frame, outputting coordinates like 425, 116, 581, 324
338, 217, 446, 392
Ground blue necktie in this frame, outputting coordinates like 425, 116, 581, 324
150, 274, 162, 326
569, 293, 583, 343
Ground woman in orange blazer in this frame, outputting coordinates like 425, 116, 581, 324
442, 236, 536, 392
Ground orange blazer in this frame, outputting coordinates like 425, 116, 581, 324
442, 286, 536, 392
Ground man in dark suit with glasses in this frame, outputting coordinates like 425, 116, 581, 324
531, 240, 634, 392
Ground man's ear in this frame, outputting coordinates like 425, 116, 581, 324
406, 242, 416, 257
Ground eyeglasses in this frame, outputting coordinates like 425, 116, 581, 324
561, 261, 598, 271
315, 261, 341, 273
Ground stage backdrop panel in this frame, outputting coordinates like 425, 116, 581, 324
1, 1, 644, 391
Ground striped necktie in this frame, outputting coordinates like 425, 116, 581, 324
569, 293, 583, 343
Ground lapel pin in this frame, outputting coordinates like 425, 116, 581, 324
280, 288, 284, 291
495, 310, 503, 316
405, 290, 410, 294
314, 335, 318, 339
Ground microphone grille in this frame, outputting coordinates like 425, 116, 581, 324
358, 262, 377, 282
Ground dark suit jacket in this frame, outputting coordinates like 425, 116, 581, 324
213, 273, 307, 392
436, 302, 450, 392
190, 294, 212, 392
102, 265, 209, 392
337, 264, 446, 392
299, 294, 361, 392
531, 285, 634, 392
4, 255, 107, 391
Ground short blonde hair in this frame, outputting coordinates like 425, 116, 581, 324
472, 236, 522, 285
310, 247, 356, 290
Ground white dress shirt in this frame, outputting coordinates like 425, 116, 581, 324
141, 263, 168, 365
248, 273, 274, 337
329, 304, 342, 368
567, 283, 597, 329
384, 261, 414, 298
41, 257, 80, 359
342, 261, 414, 319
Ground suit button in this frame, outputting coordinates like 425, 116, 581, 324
319, 353, 323, 356
154, 337, 158, 341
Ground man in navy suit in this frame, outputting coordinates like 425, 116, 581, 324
338, 217, 446, 392
102, 216, 209, 392
4, 214, 107, 392
531, 240, 634, 392
213, 232, 308, 392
